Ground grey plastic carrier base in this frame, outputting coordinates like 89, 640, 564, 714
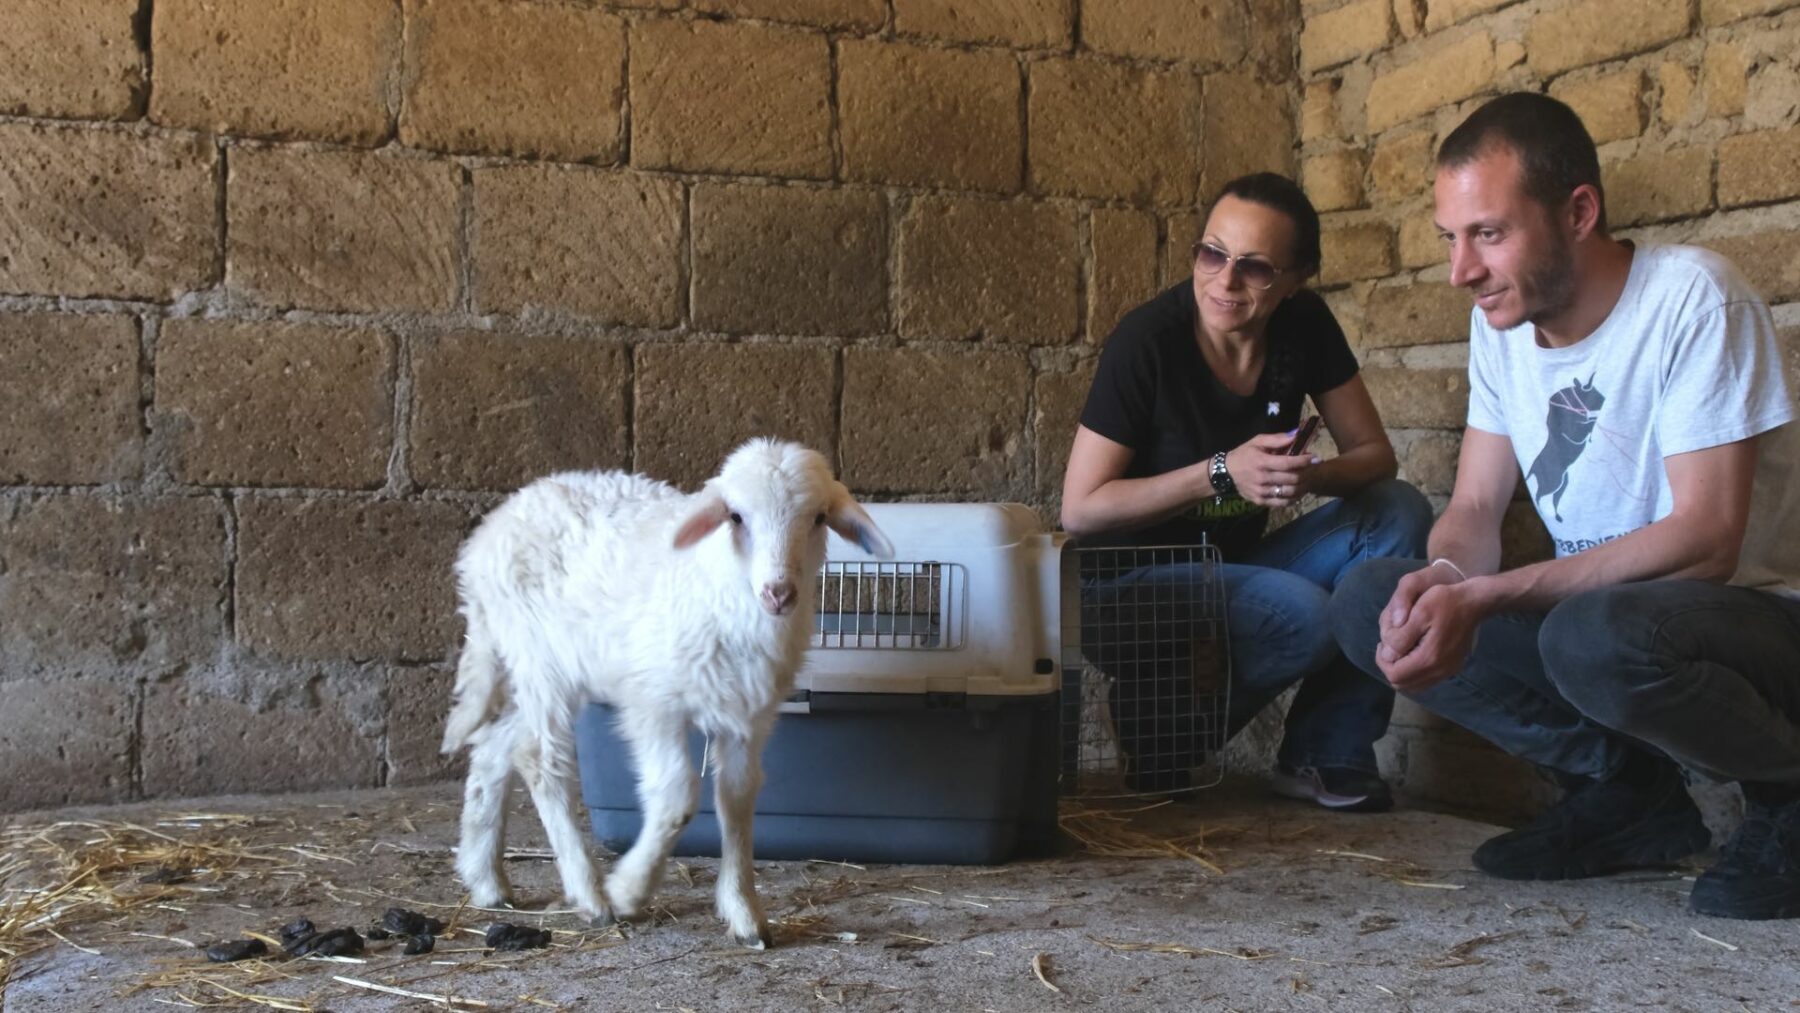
576, 693, 1061, 865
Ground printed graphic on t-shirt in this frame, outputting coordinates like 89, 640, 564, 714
1526, 374, 1604, 522
1189, 497, 1262, 521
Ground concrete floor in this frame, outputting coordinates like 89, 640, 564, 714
2, 779, 1794, 1012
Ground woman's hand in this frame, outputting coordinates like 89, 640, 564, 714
1222, 432, 1320, 508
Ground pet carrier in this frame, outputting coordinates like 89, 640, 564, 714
577, 502, 1067, 864
1059, 543, 1231, 798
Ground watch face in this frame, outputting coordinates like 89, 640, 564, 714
1210, 454, 1234, 496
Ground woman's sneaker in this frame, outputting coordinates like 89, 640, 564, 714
1271, 765, 1393, 812
1690, 784, 1800, 920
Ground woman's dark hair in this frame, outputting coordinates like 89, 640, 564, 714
1205, 172, 1324, 278
1437, 92, 1606, 233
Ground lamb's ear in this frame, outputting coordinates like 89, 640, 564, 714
826, 484, 893, 559
673, 488, 729, 550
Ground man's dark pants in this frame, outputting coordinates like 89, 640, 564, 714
1328, 559, 1800, 788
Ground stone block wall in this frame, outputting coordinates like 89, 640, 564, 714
7, 0, 1794, 819
1301, 0, 1800, 819
0, 0, 1301, 809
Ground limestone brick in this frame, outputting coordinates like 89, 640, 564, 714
0, 0, 143, 120
840, 346, 1031, 496
0, 495, 227, 678
1084, 0, 1245, 65
400, 0, 625, 161
0, 124, 216, 300
1300, 0, 1393, 74
897, 197, 1080, 343
1363, 366, 1469, 428
1362, 282, 1471, 349
892, 0, 1073, 48
838, 41, 1021, 193
0, 681, 136, 809
1305, 149, 1368, 212
151, 0, 399, 144
1030, 59, 1201, 205
471, 167, 683, 327
693, 0, 886, 29
235, 497, 469, 662
410, 333, 629, 491
1367, 32, 1495, 133
629, 18, 831, 178
156, 319, 393, 489
0, 313, 141, 485
634, 342, 838, 491
692, 185, 888, 337
1525, 0, 1691, 79
1549, 70, 1648, 145
1605, 145, 1714, 226
228, 146, 459, 314
1319, 220, 1396, 285
1203, 72, 1296, 197
1089, 208, 1161, 342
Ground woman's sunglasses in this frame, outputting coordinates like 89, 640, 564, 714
1191, 241, 1293, 291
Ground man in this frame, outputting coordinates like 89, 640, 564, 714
1329, 92, 1800, 920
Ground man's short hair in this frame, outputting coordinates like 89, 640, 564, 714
1437, 92, 1607, 233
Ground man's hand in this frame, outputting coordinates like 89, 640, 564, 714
1376, 564, 1484, 692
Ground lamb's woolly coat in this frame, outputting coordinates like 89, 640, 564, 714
441, 439, 891, 948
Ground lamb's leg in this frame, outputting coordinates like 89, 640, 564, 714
516, 710, 612, 926
605, 710, 698, 921
456, 715, 518, 909
712, 722, 772, 949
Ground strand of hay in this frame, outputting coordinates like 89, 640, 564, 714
161, 978, 316, 1011
331, 974, 490, 1008
0, 815, 324, 1005
1056, 802, 1229, 874
1090, 935, 1274, 961
1313, 846, 1464, 891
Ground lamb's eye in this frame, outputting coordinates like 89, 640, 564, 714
728, 512, 743, 526
814, 513, 826, 526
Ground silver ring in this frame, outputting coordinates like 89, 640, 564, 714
1275, 485, 1285, 497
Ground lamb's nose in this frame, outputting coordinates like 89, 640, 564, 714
760, 581, 796, 615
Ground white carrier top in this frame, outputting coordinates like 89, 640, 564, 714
798, 502, 1064, 699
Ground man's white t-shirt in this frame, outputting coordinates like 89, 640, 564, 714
1467, 242, 1800, 598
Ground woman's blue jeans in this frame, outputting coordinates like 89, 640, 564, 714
1074, 479, 1432, 787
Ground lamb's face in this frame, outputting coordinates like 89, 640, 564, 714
724, 483, 833, 618
673, 439, 893, 618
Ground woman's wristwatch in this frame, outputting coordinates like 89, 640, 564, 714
1209, 450, 1238, 501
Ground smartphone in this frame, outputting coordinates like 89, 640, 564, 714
1287, 415, 1322, 457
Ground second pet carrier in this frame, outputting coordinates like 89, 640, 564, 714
1059, 542, 1231, 798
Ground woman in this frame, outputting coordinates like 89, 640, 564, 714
1062, 172, 1431, 811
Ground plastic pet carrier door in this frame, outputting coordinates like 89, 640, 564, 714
1059, 543, 1231, 797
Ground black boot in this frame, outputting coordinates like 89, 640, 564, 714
1472, 752, 1708, 880
1690, 782, 1800, 920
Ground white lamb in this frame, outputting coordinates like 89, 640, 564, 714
440, 438, 893, 948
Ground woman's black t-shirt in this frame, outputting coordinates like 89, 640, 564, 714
1077, 281, 1360, 558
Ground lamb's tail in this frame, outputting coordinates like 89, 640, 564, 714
442, 610, 505, 754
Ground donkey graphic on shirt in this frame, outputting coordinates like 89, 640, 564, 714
1526, 375, 1605, 523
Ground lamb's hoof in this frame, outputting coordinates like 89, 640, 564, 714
576, 899, 619, 928
468, 888, 514, 910
732, 925, 773, 951
603, 885, 645, 922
